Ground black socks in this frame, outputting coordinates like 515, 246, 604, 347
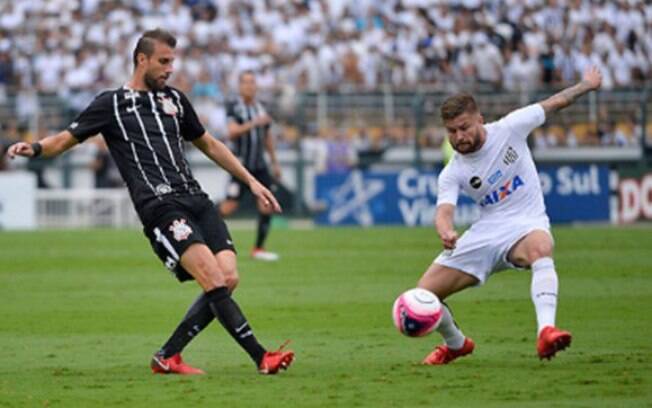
159, 293, 214, 358
206, 287, 266, 365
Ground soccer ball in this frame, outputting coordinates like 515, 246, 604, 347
392, 288, 443, 337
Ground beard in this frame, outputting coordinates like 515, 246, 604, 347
453, 129, 482, 154
144, 72, 166, 91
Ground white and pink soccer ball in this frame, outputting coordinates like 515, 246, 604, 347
392, 288, 443, 337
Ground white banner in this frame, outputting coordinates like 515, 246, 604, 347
0, 172, 37, 230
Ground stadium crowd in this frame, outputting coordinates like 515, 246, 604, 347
0, 0, 650, 163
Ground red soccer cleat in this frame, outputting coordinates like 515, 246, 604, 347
258, 340, 294, 375
537, 326, 572, 360
423, 337, 475, 365
151, 353, 206, 375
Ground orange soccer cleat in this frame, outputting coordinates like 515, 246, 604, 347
258, 341, 294, 375
423, 337, 475, 365
537, 326, 572, 360
151, 353, 206, 375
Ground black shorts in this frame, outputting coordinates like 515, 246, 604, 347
142, 195, 236, 282
225, 168, 276, 200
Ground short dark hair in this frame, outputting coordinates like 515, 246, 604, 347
238, 70, 256, 82
132, 29, 177, 68
440, 93, 479, 122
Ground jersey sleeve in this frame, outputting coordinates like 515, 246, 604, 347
177, 91, 206, 141
501, 103, 546, 141
436, 163, 460, 207
225, 101, 242, 124
67, 91, 112, 142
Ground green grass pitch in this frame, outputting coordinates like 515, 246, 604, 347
0, 226, 651, 407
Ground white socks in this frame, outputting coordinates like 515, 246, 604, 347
530, 257, 559, 335
436, 304, 466, 350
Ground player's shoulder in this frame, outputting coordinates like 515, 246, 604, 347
87, 88, 121, 107
225, 98, 244, 115
498, 104, 545, 127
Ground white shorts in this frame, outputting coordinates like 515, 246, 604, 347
433, 217, 552, 285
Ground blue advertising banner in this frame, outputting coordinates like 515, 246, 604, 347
314, 165, 610, 226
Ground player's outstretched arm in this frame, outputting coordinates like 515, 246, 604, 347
435, 203, 458, 250
539, 66, 602, 115
6, 131, 79, 159
193, 132, 282, 213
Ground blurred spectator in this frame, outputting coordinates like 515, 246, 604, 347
0, 0, 647, 156
90, 137, 122, 188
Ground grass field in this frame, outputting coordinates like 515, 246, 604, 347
0, 225, 651, 407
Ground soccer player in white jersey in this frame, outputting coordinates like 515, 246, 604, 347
419, 66, 603, 365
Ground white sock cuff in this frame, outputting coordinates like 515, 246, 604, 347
532, 257, 554, 272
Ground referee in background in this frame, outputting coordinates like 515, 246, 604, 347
6, 29, 294, 375
219, 71, 282, 262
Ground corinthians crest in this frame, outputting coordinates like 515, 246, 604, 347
169, 218, 192, 241
158, 93, 178, 116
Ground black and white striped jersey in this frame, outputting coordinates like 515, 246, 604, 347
67, 85, 206, 216
225, 98, 270, 171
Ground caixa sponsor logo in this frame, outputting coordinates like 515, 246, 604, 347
479, 175, 524, 207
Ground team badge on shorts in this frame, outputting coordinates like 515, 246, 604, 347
169, 218, 193, 241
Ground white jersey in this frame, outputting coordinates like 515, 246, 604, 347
437, 104, 547, 225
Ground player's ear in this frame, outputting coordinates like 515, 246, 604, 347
137, 52, 147, 67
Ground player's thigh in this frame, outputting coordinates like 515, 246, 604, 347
180, 243, 226, 291
418, 263, 479, 300
507, 229, 554, 267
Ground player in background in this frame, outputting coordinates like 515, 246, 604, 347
418, 66, 602, 365
219, 71, 281, 261
6, 29, 294, 375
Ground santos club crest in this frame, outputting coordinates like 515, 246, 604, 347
169, 218, 193, 241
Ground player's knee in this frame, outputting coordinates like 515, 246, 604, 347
527, 243, 553, 263
224, 268, 240, 292
193, 261, 225, 290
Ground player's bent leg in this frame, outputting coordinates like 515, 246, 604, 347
182, 244, 293, 374
180, 243, 227, 291
418, 263, 478, 300
153, 292, 214, 372
418, 263, 478, 365
507, 229, 554, 268
508, 230, 572, 360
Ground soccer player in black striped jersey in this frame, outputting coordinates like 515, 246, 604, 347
219, 71, 281, 262
6, 29, 294, 375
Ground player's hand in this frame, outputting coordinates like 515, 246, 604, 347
253, 114, 272, 127
439, 229, 458, 250
582, 66, 602, 91
250, 179, 282, 214
6, 142, 35, 159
